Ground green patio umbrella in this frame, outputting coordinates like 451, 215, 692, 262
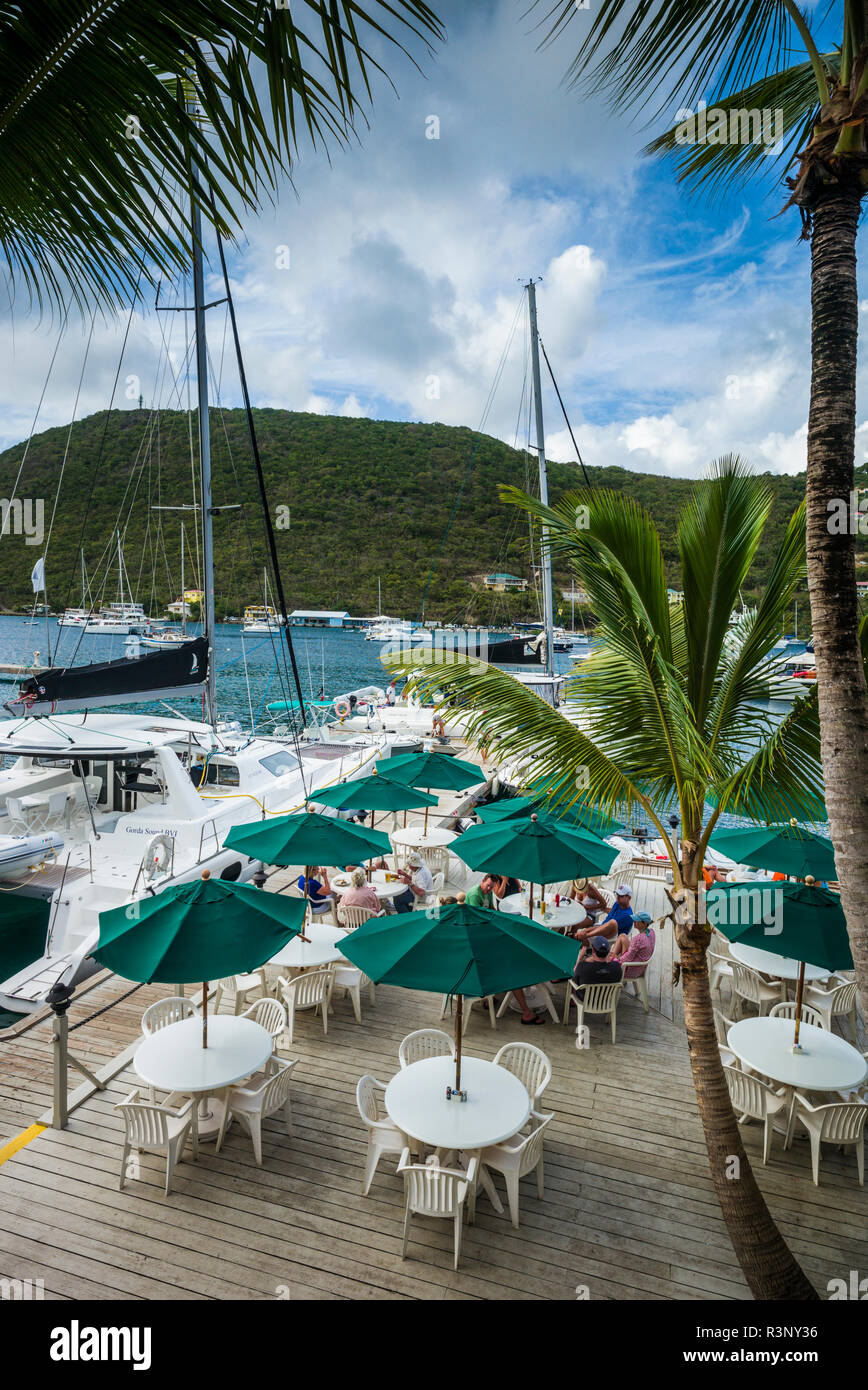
707, 821, 837, 882
476, 794, 624, 838
223, 810, 391, 868
706, 876, 852, 1047
310, 767, 438, 830
224, 809, 394, 897
95, 871, 306, 1047
375, 750, 484, 833
339, 901, 581, 1094
452, 812, 618, 917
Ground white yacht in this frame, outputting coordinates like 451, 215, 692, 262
0, 711, 391, 1017
57, 608, 91, 629
363, 616, 413, 642
84, 603, 153, 636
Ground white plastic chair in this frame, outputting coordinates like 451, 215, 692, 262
732, 962, 785, 1018
356, 1074, 409, 1195
331, 961, 375, 1022
439, 992, 496, 1030
712, 1008, 740, 1068
621, 959, 650, 1012
804, 978, 859, 1038
141, 996, 197, 1034
399, 1028, 454, 1068
215, 1057, 298, 1165
4, 795, 29, 833
213, 971, 268, 1016
397, 1148, 478, 1270
785, 1096, 866, 1186
768, 1000, 826, 1030
337, 904, 383, 929
240, 995, 288, 1041
479, 1110, 553, 1228
723, 1065, 789, 1165
493, 1041, 552, 1113
116, 1089, 195, 1194
277, 969, 332, 1044
835, 1052, 868, 1104
707, 949, 734, 997
421, 846, 450, 877
565, 980, 623, 1044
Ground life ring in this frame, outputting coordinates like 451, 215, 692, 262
143, 834, 173, 881
334, 697, 351, 719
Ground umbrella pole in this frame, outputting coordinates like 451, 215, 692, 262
793, 960, 806, 1051
455, 994, 463, 1094
424, 802, 429, 837
202, 980, 208, 1049
529, 883, 534, 920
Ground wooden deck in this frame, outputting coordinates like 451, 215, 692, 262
0, 968, 865, 1302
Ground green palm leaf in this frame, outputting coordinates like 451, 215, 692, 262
0, 1, 443, 309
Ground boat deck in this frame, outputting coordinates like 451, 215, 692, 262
0, 967, 865, 1301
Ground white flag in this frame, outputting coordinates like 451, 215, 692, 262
30, 557, 45, 593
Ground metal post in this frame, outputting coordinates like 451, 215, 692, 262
526, 279, 555, 678
48, 983, 73, 1129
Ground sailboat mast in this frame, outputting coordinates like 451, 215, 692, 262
526, 279, 555, 678
188, 119, 217, 724
180, 521, 186, 638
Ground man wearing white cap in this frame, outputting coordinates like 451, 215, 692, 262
394, 851, 434, 913
573, 883, 634, 947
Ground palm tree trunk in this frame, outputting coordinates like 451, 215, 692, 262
678, 930, 818, 1299
806, 187, 868, 1022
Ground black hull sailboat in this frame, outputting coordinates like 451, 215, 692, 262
5, 637, 209, 716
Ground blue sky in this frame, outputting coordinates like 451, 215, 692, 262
3, 0, 860, 478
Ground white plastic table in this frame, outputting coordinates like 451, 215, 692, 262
330, 870, 405, 901
386, 1055, 531, 1214
499, 893, 588, 930
390, 827, 456, 851
727, 1018, 868, 1092
268, 921, 347, 970
729, 943, 829, 983
134, 1014, 273, 1141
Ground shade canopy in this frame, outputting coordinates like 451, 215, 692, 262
338, 901, 581, 996
311, 769, 437, 814
95, 875, 306, 983
451, 813, 617, 884
705, 879, 853, 974
223, 811, 392, 867
476, 794, 623, 837
380, 750, 484, 793
707, 823, 837, 881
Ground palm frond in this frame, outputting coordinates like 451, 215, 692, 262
678, 456, 771, 727
527, 0, 823, 123
706, 686, 826, 832
0, 1, 443, 310
642, 59, 827, 195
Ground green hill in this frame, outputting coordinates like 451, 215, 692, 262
0, 407, 846, 624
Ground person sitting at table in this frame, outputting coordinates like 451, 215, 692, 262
339, 867, 383, 914
431, 713, 447, 742
466, 873, 497, 909
608, 911, 655, 965
394, 851, 434, 912
573, 936, 623, 992
492, 875, 521, 902
573, 884, 634, 946
566, 877, 609, 937
297, 866, 333, 914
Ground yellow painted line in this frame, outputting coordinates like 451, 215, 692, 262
0, 1123, 46, 1166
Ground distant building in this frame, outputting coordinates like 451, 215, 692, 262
288, 609, 350, 628
168, 588, 204, 617
857, 580, 868, 596
667, 588, 684, 603
482, 572, 528, 593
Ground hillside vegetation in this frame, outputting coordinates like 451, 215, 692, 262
0, 407, 844, 624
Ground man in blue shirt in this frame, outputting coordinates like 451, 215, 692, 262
574, 884, 634, 946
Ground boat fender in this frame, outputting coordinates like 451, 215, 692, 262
334, 697, 351, 719
490, 775, 501, 797
143, 834, 173, 881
